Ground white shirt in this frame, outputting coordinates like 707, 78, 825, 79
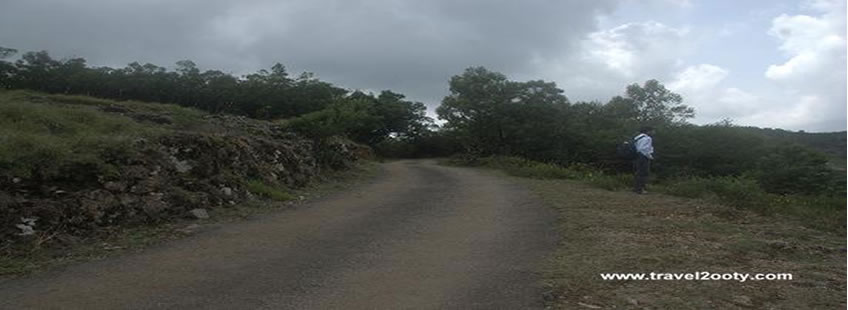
634, 133, 654, 159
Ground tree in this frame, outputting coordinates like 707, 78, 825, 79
0, 46, 18, 89
437, 67, 570, 157
0, 47, 16, 59
15, 51, 61, 91
0, 48, 360, 121
621, 79, 693, 126
285, 90, 433, 147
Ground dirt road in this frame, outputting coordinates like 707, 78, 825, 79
0, 160, 557, 309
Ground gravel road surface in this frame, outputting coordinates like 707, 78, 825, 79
0, 160, 557, 309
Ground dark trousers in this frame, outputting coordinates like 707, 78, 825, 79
633, 154, 651, 192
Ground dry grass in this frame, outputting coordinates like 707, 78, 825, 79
519, 178, 845, 309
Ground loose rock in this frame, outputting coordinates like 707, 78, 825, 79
189, 208, 210, 220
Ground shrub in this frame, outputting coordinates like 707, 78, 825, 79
754, 145, 842, 195
481, 156, 580, 179
704, 177, 772, 212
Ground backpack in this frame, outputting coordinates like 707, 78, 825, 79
616, 135, 646, 160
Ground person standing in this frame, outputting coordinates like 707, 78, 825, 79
633, 126, 655, 194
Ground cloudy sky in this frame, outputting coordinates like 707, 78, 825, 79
1, 0, 845, 131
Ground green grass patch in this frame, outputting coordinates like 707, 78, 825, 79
244, 180, 294, 201
46, 93, 208, 131
446, 155, 588, 180
585, 173, 631, 191
0, 90, 162, 180
657, 176, 845, 231
448, 154, 846, 232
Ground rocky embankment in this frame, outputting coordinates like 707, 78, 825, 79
0, 92, 369, 253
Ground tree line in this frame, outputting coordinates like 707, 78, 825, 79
427, 67, 844, 196
0, 47, 431, 148
0, 47, 843, 197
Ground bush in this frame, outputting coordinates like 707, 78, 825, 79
480, 156, 580, 179
453, 154, 845, 231
659, 175, 845, 231
451, 155, 616, 181
653, 125, 767, 178
660, 176, 769, 210
704, 177, 772, 212
754, 145, 843, 195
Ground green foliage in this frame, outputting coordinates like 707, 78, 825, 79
436, 67, 572, 158
695, 177, 769, 211
448, 156, 602, 180
659, 176, 768, 210
0, 49, 348, 119
754, 145, 843, 195
244, 180, 294, 201
471, 156, 629, 191
623, 79, 694, 126
456, 155, 845, 232
433, 67, 843, 201
652, 124, 767, 177
485, 157, 580, 179
659, 175, 845, 231
435, 67, 702, 168
285, 98, 381, 141
0, 91, 158, 181
285, 90, 431, 146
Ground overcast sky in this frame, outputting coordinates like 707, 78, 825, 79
1, 0, 845, 131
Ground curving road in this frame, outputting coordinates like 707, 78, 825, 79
0, 160, 557, 309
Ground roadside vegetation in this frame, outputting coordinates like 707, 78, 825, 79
0, 46, 844, 307
433, 66, 844, 231
430, 67, 844, 308
522, 177, 845, 309
0, 47, 435, 276
0, 46, 435, 266
444, 155, 844, 232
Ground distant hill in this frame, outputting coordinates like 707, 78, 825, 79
740, 127, 846, 169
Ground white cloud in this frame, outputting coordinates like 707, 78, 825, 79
529, 3, 845, 131
765, 13, 845, 80
0, 0, 843, 131
666, 64, 761, 124
582, 21, 690, 79
762, 0, 846, 131
719, 88, 759, 111
668, 64, 728, 92
737, 95, 828, 130
535, 21, 692, 103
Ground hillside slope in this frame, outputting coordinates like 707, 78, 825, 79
0, 90, 366, 255
740, 127, 846, 169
